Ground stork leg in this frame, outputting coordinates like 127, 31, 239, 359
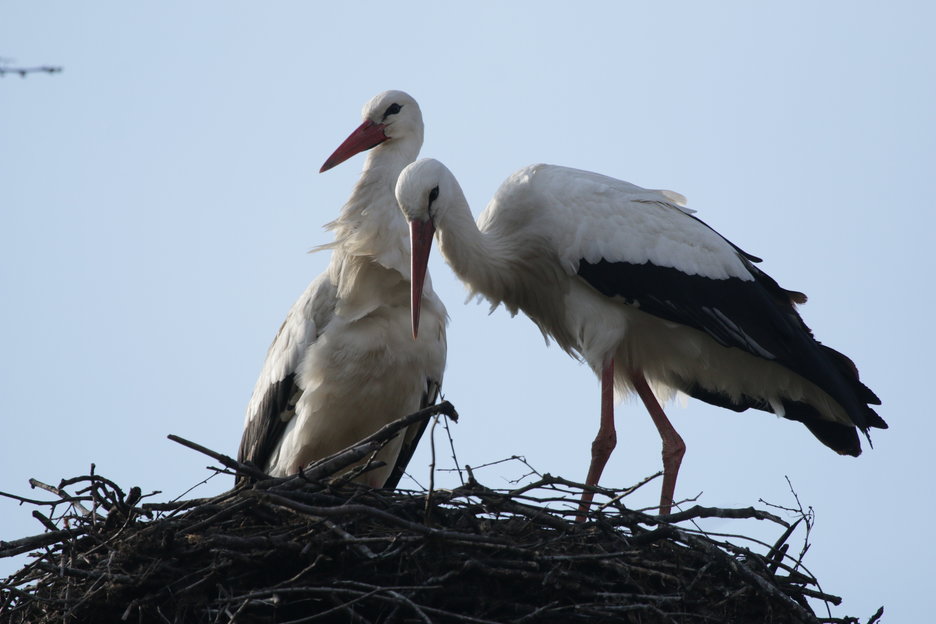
632, 371, 685, 516
577, 357, 617, 520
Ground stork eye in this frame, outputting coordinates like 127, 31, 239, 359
382, 103, 403, 120
428, 186, 439, 206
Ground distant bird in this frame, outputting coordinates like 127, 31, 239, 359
237, 92, 447, 488
396, 159, 884, 515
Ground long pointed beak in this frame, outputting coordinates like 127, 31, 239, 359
320, 120, 389, 172
409, 218, 436, 339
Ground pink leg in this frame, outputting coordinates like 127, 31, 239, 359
632, 371, 686, 515
577, 358, 616, 520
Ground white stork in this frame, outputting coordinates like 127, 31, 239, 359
396, 158, 884, 515
237, 92, 447, 488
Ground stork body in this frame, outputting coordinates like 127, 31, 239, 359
237, 92, 447, 488
397, 159, 884, 514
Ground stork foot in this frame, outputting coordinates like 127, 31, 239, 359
658, 432, 686, 515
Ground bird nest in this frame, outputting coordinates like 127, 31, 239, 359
1, 402, 881, 624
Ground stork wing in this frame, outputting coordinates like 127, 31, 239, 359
237, 274, 336, 480
577, 256, 807, 366
525, 165, 813, 371
564, 193, 883, 436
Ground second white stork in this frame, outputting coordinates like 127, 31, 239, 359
237, 92, 447, 488
396, 158, 884, 515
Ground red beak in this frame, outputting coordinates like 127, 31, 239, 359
409, 218, 436, 339
320, 120, 389, 172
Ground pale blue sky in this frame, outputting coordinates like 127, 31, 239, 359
2, 2, 934, 620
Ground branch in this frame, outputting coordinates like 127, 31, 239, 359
0, 65, 62, 77
166, 434, 268, 481
657, 504, 789, 527
276, 401, 458, 487
0, 527, 89, 558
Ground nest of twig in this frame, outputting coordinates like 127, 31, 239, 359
1, 402, 880, 624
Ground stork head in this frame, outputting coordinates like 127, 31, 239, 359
395, 158, 461, 338
320, 90, 424, 172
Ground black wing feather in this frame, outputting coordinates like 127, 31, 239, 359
236, 373, 302, 484
576, 257, 885, 453
578, 259, 808, 366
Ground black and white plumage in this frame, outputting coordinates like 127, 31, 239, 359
396, 158, 884, 514
237, 92, 447, 488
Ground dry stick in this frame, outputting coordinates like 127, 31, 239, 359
505, 474, 564, 498
0, 527, 90, 558
762, 477, 828, 611
510, 456, 544, 482
34, 561, 135, 585
454, 481, 570, 531
656, 505, 788, 527
31, 510, 59, 532
156, 470, 221, 512
255, 491, 510, 546
514, 601, 564, 624
0, 65, 62, 77
501, 472, 651, 516
28, 479, 91, 516
383, 588, 433, 624
89, 464, 98, 529
595, 471, 662, 514
441, 411, 465, 486
337, 582, 503, 624
463, 454, 527, 472
246, 584, 500, 624
143, 485, 245, 520
166, 435, 267, 481
320, 519, 376, 559
782, 475, 815, 570
291, 441, 386, 487
786, 585, 843, 605
424, 415, 439, 525
323, 450, 388, 488
328, 400, 457, 461
767, 517, 803, 574
865, 606, 885, 624
182, 499, 255, 534
0, 489, 69, 507
272, 401, 458, 489
272, 587, 385, 624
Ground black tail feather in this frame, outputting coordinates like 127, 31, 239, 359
781, 400, 862, 457
681, 381, 866, 456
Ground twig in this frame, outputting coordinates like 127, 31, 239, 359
278, 401, 458, 488
441, 406, 465, 486
425, 415, 439, 525
28, 479, 90, 516
656, 505, 788, 527
166, 435, 267, 481
0, 527, 89, 558
0, 65, 62, 77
